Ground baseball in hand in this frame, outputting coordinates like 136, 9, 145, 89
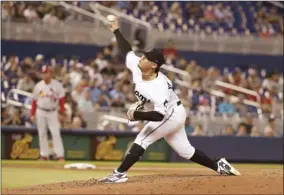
107, 15, 116, 22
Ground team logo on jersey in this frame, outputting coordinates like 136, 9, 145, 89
134, 90, 150, 103
39, 91, 45, 97
38, 90, 56, 101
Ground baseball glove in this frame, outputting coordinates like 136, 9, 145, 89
127, 101, 144, 121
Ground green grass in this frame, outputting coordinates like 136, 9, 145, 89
2, 160, 283, 188
1, 166, 149, 188
2, 167, 101, 188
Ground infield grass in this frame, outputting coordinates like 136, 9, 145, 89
2, 160, 282, 188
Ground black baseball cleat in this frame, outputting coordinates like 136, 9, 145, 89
217, 158, 241, 176
98, 169, 128, 183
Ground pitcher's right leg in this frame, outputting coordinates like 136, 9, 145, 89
165, 126, 241, 175
164, 126, 218, 171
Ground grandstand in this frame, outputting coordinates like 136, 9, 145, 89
2, 1, 283, 36
1, 1, 283, 137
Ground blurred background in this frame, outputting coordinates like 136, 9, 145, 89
1, 1, 283, 138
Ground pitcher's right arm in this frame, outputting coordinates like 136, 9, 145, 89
108, 17, 141, 76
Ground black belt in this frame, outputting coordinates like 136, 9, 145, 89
177, 101, 181, 106
38, 107, 56, 112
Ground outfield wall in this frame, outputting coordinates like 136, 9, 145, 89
1, 127, 283, 163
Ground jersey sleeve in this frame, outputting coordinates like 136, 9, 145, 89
126, 51, 142, 81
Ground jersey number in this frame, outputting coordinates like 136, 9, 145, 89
167, 82, 173, 89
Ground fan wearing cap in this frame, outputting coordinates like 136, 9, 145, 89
98, 17, 241, 184
30, 65, 65, 161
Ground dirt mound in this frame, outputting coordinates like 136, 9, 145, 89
3, 169, 283, 194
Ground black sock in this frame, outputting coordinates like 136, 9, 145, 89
190, 148, 218, 171
117, 143, 145, 173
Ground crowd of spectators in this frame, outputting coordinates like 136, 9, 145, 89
1, 36, 283, 137
184, 113, 279, 137
2, 1, 68, 24
108, 1, 283, 37
1, 2, 283, 138
2, 1, 283, 37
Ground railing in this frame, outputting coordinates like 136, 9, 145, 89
50, 2, 108, 25
89, 2, 152, 50
160, 65, 261, 110
214, 80, 261, 109
6, 89, 32, 109
5, 89, 283, 137
90, 3, 283, 55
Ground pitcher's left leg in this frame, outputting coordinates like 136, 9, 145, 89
164, 126, 218, 171
47, 112, 64, 159
99, 112, 177, 184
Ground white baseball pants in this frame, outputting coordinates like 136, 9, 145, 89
36, 109, 64, 158
134, 105, 195, 160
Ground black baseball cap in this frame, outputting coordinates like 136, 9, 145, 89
143, 49, 165, 68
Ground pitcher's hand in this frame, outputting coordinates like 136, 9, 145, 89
108, 16, 119, 32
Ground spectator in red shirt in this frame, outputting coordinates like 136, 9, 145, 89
203, 5, 216, 22
163, 39, 177, 64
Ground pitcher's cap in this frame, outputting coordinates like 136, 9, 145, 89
143, 49, 165, 68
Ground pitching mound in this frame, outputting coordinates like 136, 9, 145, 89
3, 168, 283, 194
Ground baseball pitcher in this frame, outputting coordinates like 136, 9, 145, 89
31, 65, 65, 161
99, 17, 241, 183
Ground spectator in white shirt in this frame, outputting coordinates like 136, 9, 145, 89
91, 66, 103, 86
71, 83, 83, 103
95, 52, 108, 71
43, 9, 59, 26
214, 3, 225, 21
16, 73, 35, 92
69, 62, 83, 88
78, 88, 94, 112
23, 5, 38, 21
262, 72, 281, 92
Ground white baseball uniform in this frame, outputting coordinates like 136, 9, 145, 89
32, 79, 65, 158
126, 51, 195, 159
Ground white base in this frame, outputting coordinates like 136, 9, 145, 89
64, 163, 96, 169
